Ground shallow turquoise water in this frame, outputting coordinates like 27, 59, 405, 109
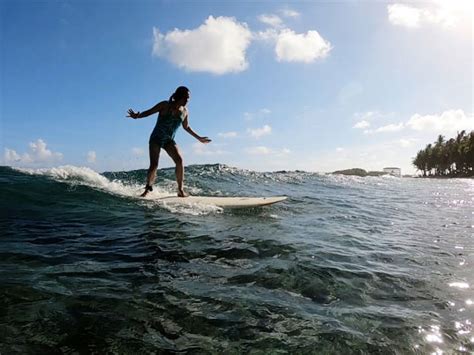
1, 164, 473, 353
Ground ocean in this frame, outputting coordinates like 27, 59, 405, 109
1, 164, 473, 354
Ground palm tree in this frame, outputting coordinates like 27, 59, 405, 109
412, 131, 474, 177
454, 130, 466, 175
433, 135, 445, 175
445, 138, 456, 175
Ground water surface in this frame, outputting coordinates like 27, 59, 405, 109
1, 165, 472, 353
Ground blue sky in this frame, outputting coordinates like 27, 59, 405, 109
1, 0, 473, 173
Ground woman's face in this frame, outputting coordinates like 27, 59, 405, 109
178, 91, 190, 106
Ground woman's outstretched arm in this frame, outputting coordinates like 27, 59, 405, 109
182, 116, 211, 143
127, 101, 167, 119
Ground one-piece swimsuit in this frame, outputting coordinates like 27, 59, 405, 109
149, 108, 185, 147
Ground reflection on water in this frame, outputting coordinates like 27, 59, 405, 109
449, 282, 470, 289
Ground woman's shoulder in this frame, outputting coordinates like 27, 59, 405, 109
157, 101, 171, 114
159, 100, 170, 109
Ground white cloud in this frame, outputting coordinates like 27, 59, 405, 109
354, 111, 379, 121
246, 146, 271, 155
336, 147, 345, 152
4, 148, 21, 163
280, 8, 300, 18
260, 108, 271, 115
388, 4, 422, 28
255, 28, 279, 42
87, 151, 97, 164
398, 138, 418, 148
152, 16, 252, 74
29, 139, 63, 161
131, 147, 145, 156
354, 109, 472, 138
218, 131, 238, 138
4, 139, 63, 166
275, 29, 332, 63
387, 3, 456, 29
258, 14, 283, 28
353, 120, 371, 129
248, 125, 272, 138
406, 109, 474, 134
363, 122, 405, 134
375, 122, 405, 133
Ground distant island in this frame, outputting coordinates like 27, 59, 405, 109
413, 131, 473, 177
332, 168, 387, 177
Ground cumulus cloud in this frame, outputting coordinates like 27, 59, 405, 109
218, 131, 238, 138
398, 138, 418, 148
406, 109, 474, 134
387, 3, 455, 29
280, 8, 300, 18
354, 109, 472, 137
353, 120, 371, 129
363, 122, 405, 134
248, 125, 272, 138
152, 16, 252, 74
4, 148, 21, 163
153, 14, 332, 71
87, 151, 97, 164
375, 122, 405, 133
258, 14, 283, 28
275, 29, 332, 63
4, 139, 63, 166
388, 4, 423, 28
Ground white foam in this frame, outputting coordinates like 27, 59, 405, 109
16, 165, 142, 197
15, 165, 221, 215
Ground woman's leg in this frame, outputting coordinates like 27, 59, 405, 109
141, 143, 161, 197
164, 143, 187, 197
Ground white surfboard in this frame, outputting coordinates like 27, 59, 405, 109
152, 195, 287, 208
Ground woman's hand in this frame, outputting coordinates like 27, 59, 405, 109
127, 109, 140, 119
198, 136, 212, 144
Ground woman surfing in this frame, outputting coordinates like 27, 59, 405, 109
127, 86, 211, 197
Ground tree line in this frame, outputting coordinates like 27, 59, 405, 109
413, 130, 474, 177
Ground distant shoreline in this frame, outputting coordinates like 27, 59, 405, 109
331, 168, 473, 179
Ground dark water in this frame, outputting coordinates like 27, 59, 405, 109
1, 164, 473, 354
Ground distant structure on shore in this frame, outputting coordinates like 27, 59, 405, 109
331, 167, 403, 177
383, 167, 401, 177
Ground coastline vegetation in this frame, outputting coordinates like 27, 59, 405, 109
412, 131, 474, 177
332, 168, 386, 177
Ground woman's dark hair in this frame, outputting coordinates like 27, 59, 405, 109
169, 86, 190, 103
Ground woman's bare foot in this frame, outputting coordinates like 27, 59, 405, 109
141, 185, 153, 197
177, 189, 189, 197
